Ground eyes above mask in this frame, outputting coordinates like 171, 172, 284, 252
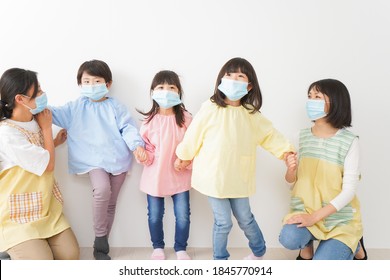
80, 84, 109, 101
22, 93, 48, 115
306, 99, 327, 120
218, 78, 249, 101
152, 90, 182, 109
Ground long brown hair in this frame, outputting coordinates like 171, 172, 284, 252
137, 70, 188, 127
211, 57, 262, 114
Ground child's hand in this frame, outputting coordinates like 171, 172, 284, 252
174, 158, 191, 171
134, 146, 148, 163
35, 109, 53, 131
284, 152, 298, 172
54, 129, 67, 147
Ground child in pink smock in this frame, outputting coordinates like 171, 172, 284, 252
135, 70, 192, 260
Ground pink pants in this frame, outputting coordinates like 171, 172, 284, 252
88, 169, 127, 237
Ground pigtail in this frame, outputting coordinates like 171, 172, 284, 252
0, 100, 12, 121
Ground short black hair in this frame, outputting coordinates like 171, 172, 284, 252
308, 79, 352, 128
77, 60, 112, 85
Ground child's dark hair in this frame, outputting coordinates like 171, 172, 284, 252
77, 60, 112, 85
211, 57, 262, 113
308, 79, 352, 128
0, 68, 39, 121
137, 70, 188, 127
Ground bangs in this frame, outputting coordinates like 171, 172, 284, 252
225, 60, 250, 77
151, 71, 181, 92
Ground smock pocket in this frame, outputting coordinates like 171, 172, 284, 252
9, 192, 43, 224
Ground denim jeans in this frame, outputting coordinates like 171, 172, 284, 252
147, 191, 190, 252
208, 197, 266, 260
279, 223, 356, 260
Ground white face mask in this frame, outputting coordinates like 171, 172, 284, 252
152, 90, 182, 109
306, 99, 327, 120
80, 84, 108, 101
22, 93, 48, 115
217, 78, 249, 101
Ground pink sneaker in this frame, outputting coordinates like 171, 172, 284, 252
243, 253, 263, 260
176, 250, 191, 260
151, 248, 165, 260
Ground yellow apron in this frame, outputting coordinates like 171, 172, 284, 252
0, 120, 70, 251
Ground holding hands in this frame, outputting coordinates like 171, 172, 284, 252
134, 146, 148, 163
174, 158, 191, 172
284, 152, 298, 172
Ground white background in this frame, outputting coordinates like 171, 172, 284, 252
1, 0, 389, 251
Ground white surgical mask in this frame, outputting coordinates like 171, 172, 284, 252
217, 78, 249, 101
22, 93, 48, 115
306, 99, 327, 120
80, 84, 108, 101
152, 90, 182, 109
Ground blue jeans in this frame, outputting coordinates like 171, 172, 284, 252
208, 197, 266, 260
279, 224, 356, 260
147, 191, 190, 252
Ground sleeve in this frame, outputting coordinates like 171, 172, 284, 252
138, 122, 155, 166
256, 114, 295, 159
176, 104, 207, 161
49, 102, 73, 130
330, 138, 360, 211
0, 129, 49, 176
114, 101, 145, 151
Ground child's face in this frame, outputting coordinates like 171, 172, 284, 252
81, 72, 107, 86
222, 72, 252, 92
153, 83, 179, 93
223, 72, 249, 83
308, 88, 330, 113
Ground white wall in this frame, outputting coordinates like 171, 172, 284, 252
1, 0, 389, 249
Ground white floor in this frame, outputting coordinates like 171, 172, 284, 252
80, 247, 390, 260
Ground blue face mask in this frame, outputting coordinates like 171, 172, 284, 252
152, 90, 182, 109
306, 99, 327, 120
217, 78, 249, 101
22, 93, 48, 115
80, 84, 108, 101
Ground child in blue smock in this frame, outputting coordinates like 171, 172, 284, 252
50, 60, 146, 260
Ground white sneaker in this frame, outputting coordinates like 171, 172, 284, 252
151, 248, 165, 260
243, 253, 263, 260
176, 250, 191, 260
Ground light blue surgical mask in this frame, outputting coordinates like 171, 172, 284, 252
80, 84, 108, 101
217, 78, 249, 101
152, 90, 182, 109
22, 93, 48, 115
306, 99, 327, 120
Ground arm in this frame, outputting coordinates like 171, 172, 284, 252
49, 102, 73, 129
115, 101, 145, 151
53, 129, 67, 147
35, 109, 55, 172
176, 104, 207, 161
135, 123, 155, 166
330, 138, 360, 210
256, 114, 295, 159
284, 152, 297, 184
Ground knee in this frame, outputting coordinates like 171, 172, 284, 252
214, 217, 233, 233
148, 207, 164, 224
279, 224, 303, 250
93, 185, 111, 199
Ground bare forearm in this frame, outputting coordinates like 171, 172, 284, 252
41, 128, 55, 172
312, 204, 337, 223
285, 170, 296, 184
